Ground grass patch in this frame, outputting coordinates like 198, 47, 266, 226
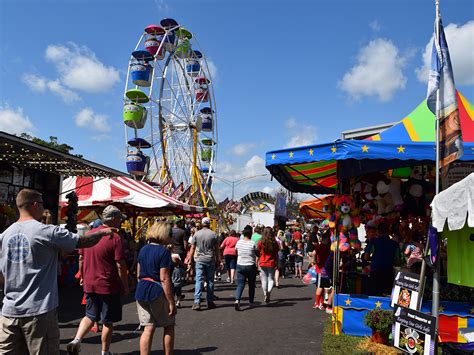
321, 318, 401, 354
321, 318, 365, 355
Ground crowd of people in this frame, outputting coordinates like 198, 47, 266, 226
0, 188, 323, 355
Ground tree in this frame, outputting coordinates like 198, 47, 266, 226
19, 133, 83, 158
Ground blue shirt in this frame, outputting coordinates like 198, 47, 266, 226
135, 243, 172, 302
368, 235, 400, 271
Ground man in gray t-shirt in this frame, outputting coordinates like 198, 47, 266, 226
0, 189, 115, 354
188, 217, 221, 310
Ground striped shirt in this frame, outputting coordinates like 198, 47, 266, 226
235, 239, 257, 266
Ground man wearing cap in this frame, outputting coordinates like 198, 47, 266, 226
67, 205, 129, 355
188, 217, 221, 310
0, 189, 117, 355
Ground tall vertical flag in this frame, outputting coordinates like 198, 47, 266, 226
426, 11, 463, 172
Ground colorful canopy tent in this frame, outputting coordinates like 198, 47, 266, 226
431, 173, 474, 288
299, 195, 333, 219
367, 91, 474, 143
60, 176, 205, 215
266, 91, 474, 194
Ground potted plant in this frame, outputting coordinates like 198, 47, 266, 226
364, 308, 393, 345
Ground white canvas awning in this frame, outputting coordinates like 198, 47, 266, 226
431, 173, 474, 231
60, 176, 205, 214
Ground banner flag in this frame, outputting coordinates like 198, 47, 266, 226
426, 16, 463, 172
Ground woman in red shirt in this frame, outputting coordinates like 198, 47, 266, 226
220, 230, 239, 283
257, 227, 279, 303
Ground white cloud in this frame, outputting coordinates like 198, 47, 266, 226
339, 38, 407, 102
74, 108, 110, 132
416, 21, 474, 86
243, 155, 268, 177
207, 59, 218, 80
0, 105, 34, 135
154, 0, 170, 14
213, 155, 272, 200
91, 133, 112, 142
45, 43, 120, 93
284, 117, 317, 148
46, 80, 81, 103
370, 20, 381, 32
285, 117, 297, 129
23, 74, 81, 104
230, 143, 255, 156
261, 186, 274, 195
22, 74, 47, 92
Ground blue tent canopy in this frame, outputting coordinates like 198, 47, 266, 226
265, 140, 474, 194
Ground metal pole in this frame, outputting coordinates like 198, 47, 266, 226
232, 182, 235, 201
432, 0, 441, 344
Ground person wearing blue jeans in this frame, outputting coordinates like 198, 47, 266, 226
234, 225, 259, 311
235, 265, 257, 306
194, 261, 215, 305
188, 217, 221, 310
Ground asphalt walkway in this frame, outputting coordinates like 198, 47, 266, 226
58, 272, 327, 354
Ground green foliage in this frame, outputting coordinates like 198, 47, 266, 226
364, 308, 393, 334
19, 133, 83, 158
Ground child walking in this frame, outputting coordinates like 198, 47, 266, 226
171, 254, 186, 308
295, 243, 304, 278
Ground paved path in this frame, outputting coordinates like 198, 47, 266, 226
58, 273, 328, 354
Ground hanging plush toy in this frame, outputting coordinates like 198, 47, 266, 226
332, 195, 361, 252
402, 167, 428, 217
334, 195, 360, 233
375, 179, 394, 216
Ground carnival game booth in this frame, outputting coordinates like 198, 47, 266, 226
265, 92, 474, 342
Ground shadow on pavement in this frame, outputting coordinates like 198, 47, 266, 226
122, 346, 218, 354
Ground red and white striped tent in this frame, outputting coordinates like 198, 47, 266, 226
60, 176, 205, 214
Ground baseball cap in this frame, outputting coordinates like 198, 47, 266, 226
102, 205, 127, 221
202, 217, 211, 225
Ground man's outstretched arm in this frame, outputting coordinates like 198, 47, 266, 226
76, 228, 117, 248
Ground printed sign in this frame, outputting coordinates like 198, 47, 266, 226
393, 305, 436, 355
391, 271, 422, 310
274, 192, 287, 218
441, 162, 474, 189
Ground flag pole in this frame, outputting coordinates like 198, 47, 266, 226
432, 0, 441, 341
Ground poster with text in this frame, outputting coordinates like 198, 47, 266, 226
393, 305, 435, 355
391, 271, 423, 310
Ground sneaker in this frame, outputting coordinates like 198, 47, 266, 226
325, 307, 333, 314
318, 304, 325, 311
267, 293, 271, 303
234, 301, 240, 311
248, 302, 255, 308
226, 277, 231, 283
312, 303, 319, 309
67, 339, 81, 355
207, 301, 217, 309
192, 303, 201, 311
176, 300, 181, 308
263, 294, 268, 303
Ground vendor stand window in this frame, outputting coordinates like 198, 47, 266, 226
0, 163, 59, 231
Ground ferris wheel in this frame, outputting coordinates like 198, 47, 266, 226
123, 18, 217, 206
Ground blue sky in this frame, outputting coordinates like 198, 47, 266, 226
1, 0, 473, 201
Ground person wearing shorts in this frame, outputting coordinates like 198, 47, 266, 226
220, 230, 239, 283
135, 221, 176, 355
67, 206, 129, 355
